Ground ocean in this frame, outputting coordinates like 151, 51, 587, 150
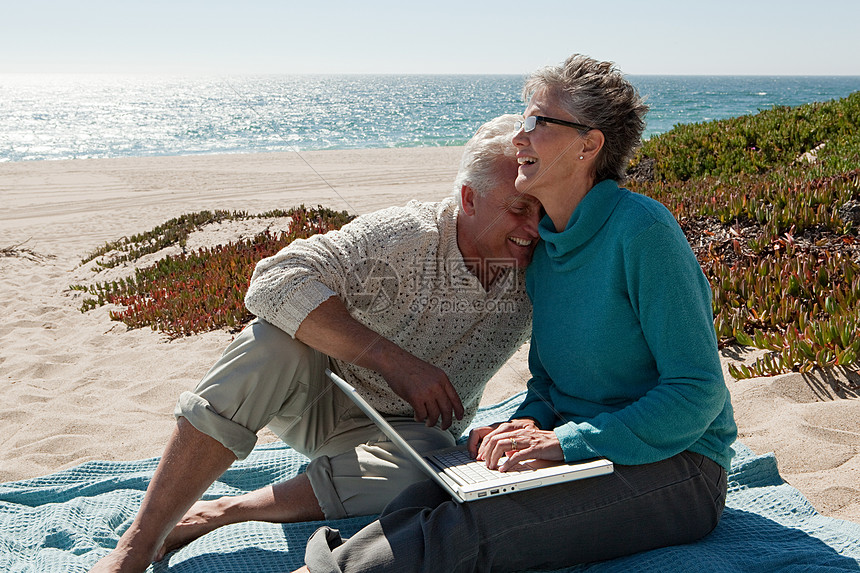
1, 75, 857, 163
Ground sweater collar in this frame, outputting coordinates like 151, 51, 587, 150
539, 179, 624, 260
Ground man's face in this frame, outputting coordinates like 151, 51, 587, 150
459, 158, 542, 286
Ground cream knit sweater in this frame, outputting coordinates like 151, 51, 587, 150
245, 198, 532, 436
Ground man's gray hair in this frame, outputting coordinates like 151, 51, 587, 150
523, 54, 649, 183
453, 114, 519, 204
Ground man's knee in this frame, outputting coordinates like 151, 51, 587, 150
196, 318, 326, 400
233, 318, 311, 361
243, 318, 294, 348
176, 318, 331, 457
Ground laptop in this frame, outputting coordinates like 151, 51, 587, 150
326, 369, 613, 503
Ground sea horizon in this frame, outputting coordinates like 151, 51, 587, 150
4, 71, 860, 77
1, 74, 858, 163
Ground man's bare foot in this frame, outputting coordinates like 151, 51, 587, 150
88, 541, 156, 573
155, 497, 234, 560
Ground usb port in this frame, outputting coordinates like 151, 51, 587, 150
478, 492, 487, 497
490, 489, 499, 495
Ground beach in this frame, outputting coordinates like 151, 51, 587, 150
0, 148, 857, 524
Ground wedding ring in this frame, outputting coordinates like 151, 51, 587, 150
510, 437, 517, 450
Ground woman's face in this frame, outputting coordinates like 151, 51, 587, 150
512, 87, 589, 202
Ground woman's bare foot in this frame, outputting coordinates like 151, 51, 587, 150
155, 497, 235, 560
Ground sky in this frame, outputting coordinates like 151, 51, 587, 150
2, 0, 859, 76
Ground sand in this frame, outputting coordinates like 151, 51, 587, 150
0, 149, 857, 524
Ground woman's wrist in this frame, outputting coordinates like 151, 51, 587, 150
510, 416, 541, 430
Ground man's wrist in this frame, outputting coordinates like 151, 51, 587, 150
360, 336, 403, 378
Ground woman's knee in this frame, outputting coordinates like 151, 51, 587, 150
381, 480, 449, 516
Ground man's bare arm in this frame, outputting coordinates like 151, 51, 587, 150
294, 296, 464, 429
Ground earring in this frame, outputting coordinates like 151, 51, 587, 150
579, 155, 584, 160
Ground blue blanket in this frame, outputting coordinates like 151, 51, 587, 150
2, 393, 859, 572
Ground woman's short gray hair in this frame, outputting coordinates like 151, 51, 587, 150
523, 54, 649, 183
453, 114, 519, 203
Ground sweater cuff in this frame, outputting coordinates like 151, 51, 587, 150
511, 403, 555, 431
554, 423, 600, 462
246, 278, 337, 337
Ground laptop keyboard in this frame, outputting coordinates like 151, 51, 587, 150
431, 449, 530, 484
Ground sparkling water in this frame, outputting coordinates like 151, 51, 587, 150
1, 74, 857, 162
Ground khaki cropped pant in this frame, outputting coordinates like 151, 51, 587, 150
175, 318, 455, 519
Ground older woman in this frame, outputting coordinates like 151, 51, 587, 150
294, 55, 737, 573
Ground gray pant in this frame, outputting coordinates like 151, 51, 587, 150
305, 451, 727, 572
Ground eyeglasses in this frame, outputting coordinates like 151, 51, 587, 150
515, 115, 593, 133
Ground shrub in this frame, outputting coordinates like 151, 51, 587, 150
634, 91, 860, 182
73, 205, 352, 338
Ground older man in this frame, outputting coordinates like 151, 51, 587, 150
91, 114, 540, 572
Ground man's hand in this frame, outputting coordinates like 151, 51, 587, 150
378, 354, 464, 430
295, 296, 464, 430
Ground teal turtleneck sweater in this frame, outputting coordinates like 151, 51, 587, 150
513, 180, 737, 470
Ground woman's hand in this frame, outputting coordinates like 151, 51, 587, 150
466, 423, 503, 457
469, 418, 564, 472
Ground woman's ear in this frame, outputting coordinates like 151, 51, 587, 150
582, 129, 605, 160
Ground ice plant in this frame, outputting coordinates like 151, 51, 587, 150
73, 205, 352, 338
